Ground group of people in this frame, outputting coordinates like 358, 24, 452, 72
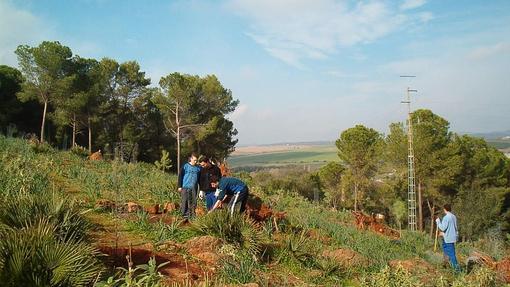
177, 153, 249, 220
177, 153, 462, 272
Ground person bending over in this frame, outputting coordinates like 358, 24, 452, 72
209, 175, 249, 215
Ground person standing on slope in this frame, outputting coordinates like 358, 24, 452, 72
436, 203, 460, 272
198, 156, 222, 210
178, 153, 201, 220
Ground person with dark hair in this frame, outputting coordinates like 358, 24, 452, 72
436, 203, 460, 272
209, 175, 249, 215
177, 153, 201, 220
198, 156, 222, 210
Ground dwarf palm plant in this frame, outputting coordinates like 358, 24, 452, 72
192, 210, 263, 256
0, 219, 102, 286
0, 191, 91, 242
0, 189, 103, 286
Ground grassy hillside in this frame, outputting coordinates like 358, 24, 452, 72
0, 135, 508, 286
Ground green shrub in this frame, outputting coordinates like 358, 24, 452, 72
276, 230, 317, 267
361, 265, 423, 287
0, 191, 91, 242
192, 210, 264, 256
0, 153, 50, 196
125, 213, 197, 244
452, 267, 498, 287
30, 140, 53, 154
70, 145, 90, 158
219, 253, 260, 284
0, 219, 103, 286
96, 257, 169, 287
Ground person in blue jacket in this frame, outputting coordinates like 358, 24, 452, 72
177, 153, 201, 220
209, 175, 249, 215
436, 203, 460, 272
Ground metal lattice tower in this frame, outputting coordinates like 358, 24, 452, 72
401, 84, 417, 231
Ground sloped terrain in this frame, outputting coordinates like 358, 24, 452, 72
1, 136, 508, 286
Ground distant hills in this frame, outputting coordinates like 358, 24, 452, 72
467, 130, 510, 140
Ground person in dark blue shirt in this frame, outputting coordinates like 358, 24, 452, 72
177, 153, 201, 220
198, 156, 222, 210
209, 175, 249, 215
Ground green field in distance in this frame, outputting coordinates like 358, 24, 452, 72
228, 145, 338, 168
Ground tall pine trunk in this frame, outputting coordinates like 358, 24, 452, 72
40, 100, 48, 143
88, 116, 92, 154
176, 102, 181, 178
418, 181, 423, 231
428, 201, 435, 238
72, 113, 76, 147
354, 183, 358, 212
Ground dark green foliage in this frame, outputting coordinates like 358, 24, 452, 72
252, 169, 322, 200
318, 161, 346, 209
336, 124, 383, 210
454, 188, 510, 241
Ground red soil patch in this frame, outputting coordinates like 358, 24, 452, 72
89, 150, 102, 160
353, 211, 400, 239
307, 229, 332, 244
322, 248, 368, 267
98, 246, 206, 282
245, 195, 286, 223
496, 257, 510, 283
183, 236, 223, 266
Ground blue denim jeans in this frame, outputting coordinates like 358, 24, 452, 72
205, 191, 216, 210
442, 239, 460, 272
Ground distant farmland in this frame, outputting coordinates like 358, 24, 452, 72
228, 143, 338, 169
487, 139, 510, 150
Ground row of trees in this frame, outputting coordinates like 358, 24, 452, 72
0, 41, 239, 167
317, 109, 510, 240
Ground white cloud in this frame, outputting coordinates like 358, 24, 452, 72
467, 42, 510, 60
418, 11, 434, 23
0, 1, 54, 66
228, 104, 248, 121
227, 0, 428, 66
400, 0, 427, 11
377, 45, 510, 134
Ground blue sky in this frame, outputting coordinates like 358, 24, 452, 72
1, 0, 509, 145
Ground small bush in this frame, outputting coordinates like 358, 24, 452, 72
30, 140, 53, 154
192, 210, 264, 256
96, 257, 169, 287
361, 265, 423, 287
0, 191, 91, 242
70, 145, 90, 158
0, 219, 103, 286
219, 253, 260, 284
452, 267, 498, 287
276, 230, 317, 267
